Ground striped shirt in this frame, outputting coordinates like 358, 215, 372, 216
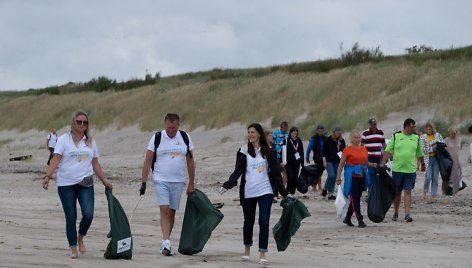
361, 128, 385, 158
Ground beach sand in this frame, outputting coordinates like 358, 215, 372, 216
1, 124, 471, 268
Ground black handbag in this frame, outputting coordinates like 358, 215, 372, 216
78, 175, 94, 187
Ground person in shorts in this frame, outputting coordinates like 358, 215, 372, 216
381, 118, 425, 222
139, 113, 195, 256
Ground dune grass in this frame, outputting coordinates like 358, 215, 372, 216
1, 48, 471, 139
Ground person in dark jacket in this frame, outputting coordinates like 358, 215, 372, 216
219, 123, 288, 265
306, 125, 327, 192
282, 126, 304, 195
323, 127, 346, 200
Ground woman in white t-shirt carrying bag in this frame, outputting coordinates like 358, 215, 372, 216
219, 123, 288, 265
42, 111, 113, 259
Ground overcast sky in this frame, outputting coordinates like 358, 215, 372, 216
1, 0, 471, 91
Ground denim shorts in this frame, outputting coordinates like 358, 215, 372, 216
392, 171, 416, 192
154, 181, 185, 210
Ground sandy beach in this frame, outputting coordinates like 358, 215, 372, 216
1, 123, 471, 268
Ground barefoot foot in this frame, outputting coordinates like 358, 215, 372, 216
70, 247, 78, 259
78, 235, 86, 255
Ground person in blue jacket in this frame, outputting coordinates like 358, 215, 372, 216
306, 125, 327, 192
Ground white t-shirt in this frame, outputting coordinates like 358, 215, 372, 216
470, 144, 472, 160
241, 145, 273, 199
147, 130, 194, 183
54, 133, 98, 186
47, 133, 57, 148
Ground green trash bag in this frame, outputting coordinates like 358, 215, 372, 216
104, 188, 132, 259
272, 197, 311, 251
178, 189, 224, 255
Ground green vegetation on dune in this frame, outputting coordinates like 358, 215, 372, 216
1, 45, 472, 138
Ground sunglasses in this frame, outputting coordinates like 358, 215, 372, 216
75, 120, 88, 126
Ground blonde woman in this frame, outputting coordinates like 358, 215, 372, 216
42, 111, 113, 259
336, 130, 375, 228
420, 121, 444, 201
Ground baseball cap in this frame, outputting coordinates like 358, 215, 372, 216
368, 118, 377, 125
334, 126, 342, 133
317, 124, 324, 129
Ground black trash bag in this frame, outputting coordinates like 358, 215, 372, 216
297, 170, 310, 194
443, 180, 467, 196
297, 165, 318, 194
436, 142, 453, 182
273, 197, 311, 251
367, 166, 397, 223
104, 188, 133, 259
178, 189, 224, 255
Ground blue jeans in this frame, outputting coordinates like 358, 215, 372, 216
424, 156, 440, 196
324, 162, 339, 194
242, 194, 273, 252
58, 185, 94, 247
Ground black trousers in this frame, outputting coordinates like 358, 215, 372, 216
285, 162, 301, 195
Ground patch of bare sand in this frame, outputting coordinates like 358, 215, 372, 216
1, 123, 471, 268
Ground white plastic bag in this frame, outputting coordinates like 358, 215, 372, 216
335, 186, 349, 220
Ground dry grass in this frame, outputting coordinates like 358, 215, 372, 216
1, 57, 471, 138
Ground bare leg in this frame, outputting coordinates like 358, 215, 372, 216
260, 251, 267, 261
394, 192, 401, 214
244, 246, 250, 256
404, 190, 412, 214
159, 205, 176, 240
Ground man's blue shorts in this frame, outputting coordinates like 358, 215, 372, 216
392, 171, 416, 192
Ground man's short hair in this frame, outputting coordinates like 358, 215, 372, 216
403, 118, 416, 128
280, 121, 288, 128
164, 113, 180, 122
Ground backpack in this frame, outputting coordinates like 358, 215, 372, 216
391, 131, 420, 147
151, 130, 192, 171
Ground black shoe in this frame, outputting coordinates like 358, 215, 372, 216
321, 189, 327, 197
343, 217, 354, 227
358, 220, 367, 228
404, 214, 413, 222
328, 195, 336, 200
392, 213, 398, 222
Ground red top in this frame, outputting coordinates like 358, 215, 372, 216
343, 146, 368, 178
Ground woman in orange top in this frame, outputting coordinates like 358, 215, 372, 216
336, 130, 376, 228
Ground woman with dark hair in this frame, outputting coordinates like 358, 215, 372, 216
323, 127, 346, 200
219, 123, 288, 265
282, 126, 304, 195
42, 111, 112, 259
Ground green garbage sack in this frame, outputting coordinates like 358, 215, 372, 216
273, 197, 311, 251
178, 189, 224, 255
104, 188, 132, 259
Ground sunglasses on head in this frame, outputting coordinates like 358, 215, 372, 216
76, 120, 88, 126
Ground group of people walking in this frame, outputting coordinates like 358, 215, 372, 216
41, 111, 470, 263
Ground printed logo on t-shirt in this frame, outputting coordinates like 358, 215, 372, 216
161, 148, 182, 158
249, 161, 267, 173
69, 150, 90, 161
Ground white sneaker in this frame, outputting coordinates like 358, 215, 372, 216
160, 240, 174, 256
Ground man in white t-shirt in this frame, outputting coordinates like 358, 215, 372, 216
140, 113, 195, 256
46, 128, 57, 166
